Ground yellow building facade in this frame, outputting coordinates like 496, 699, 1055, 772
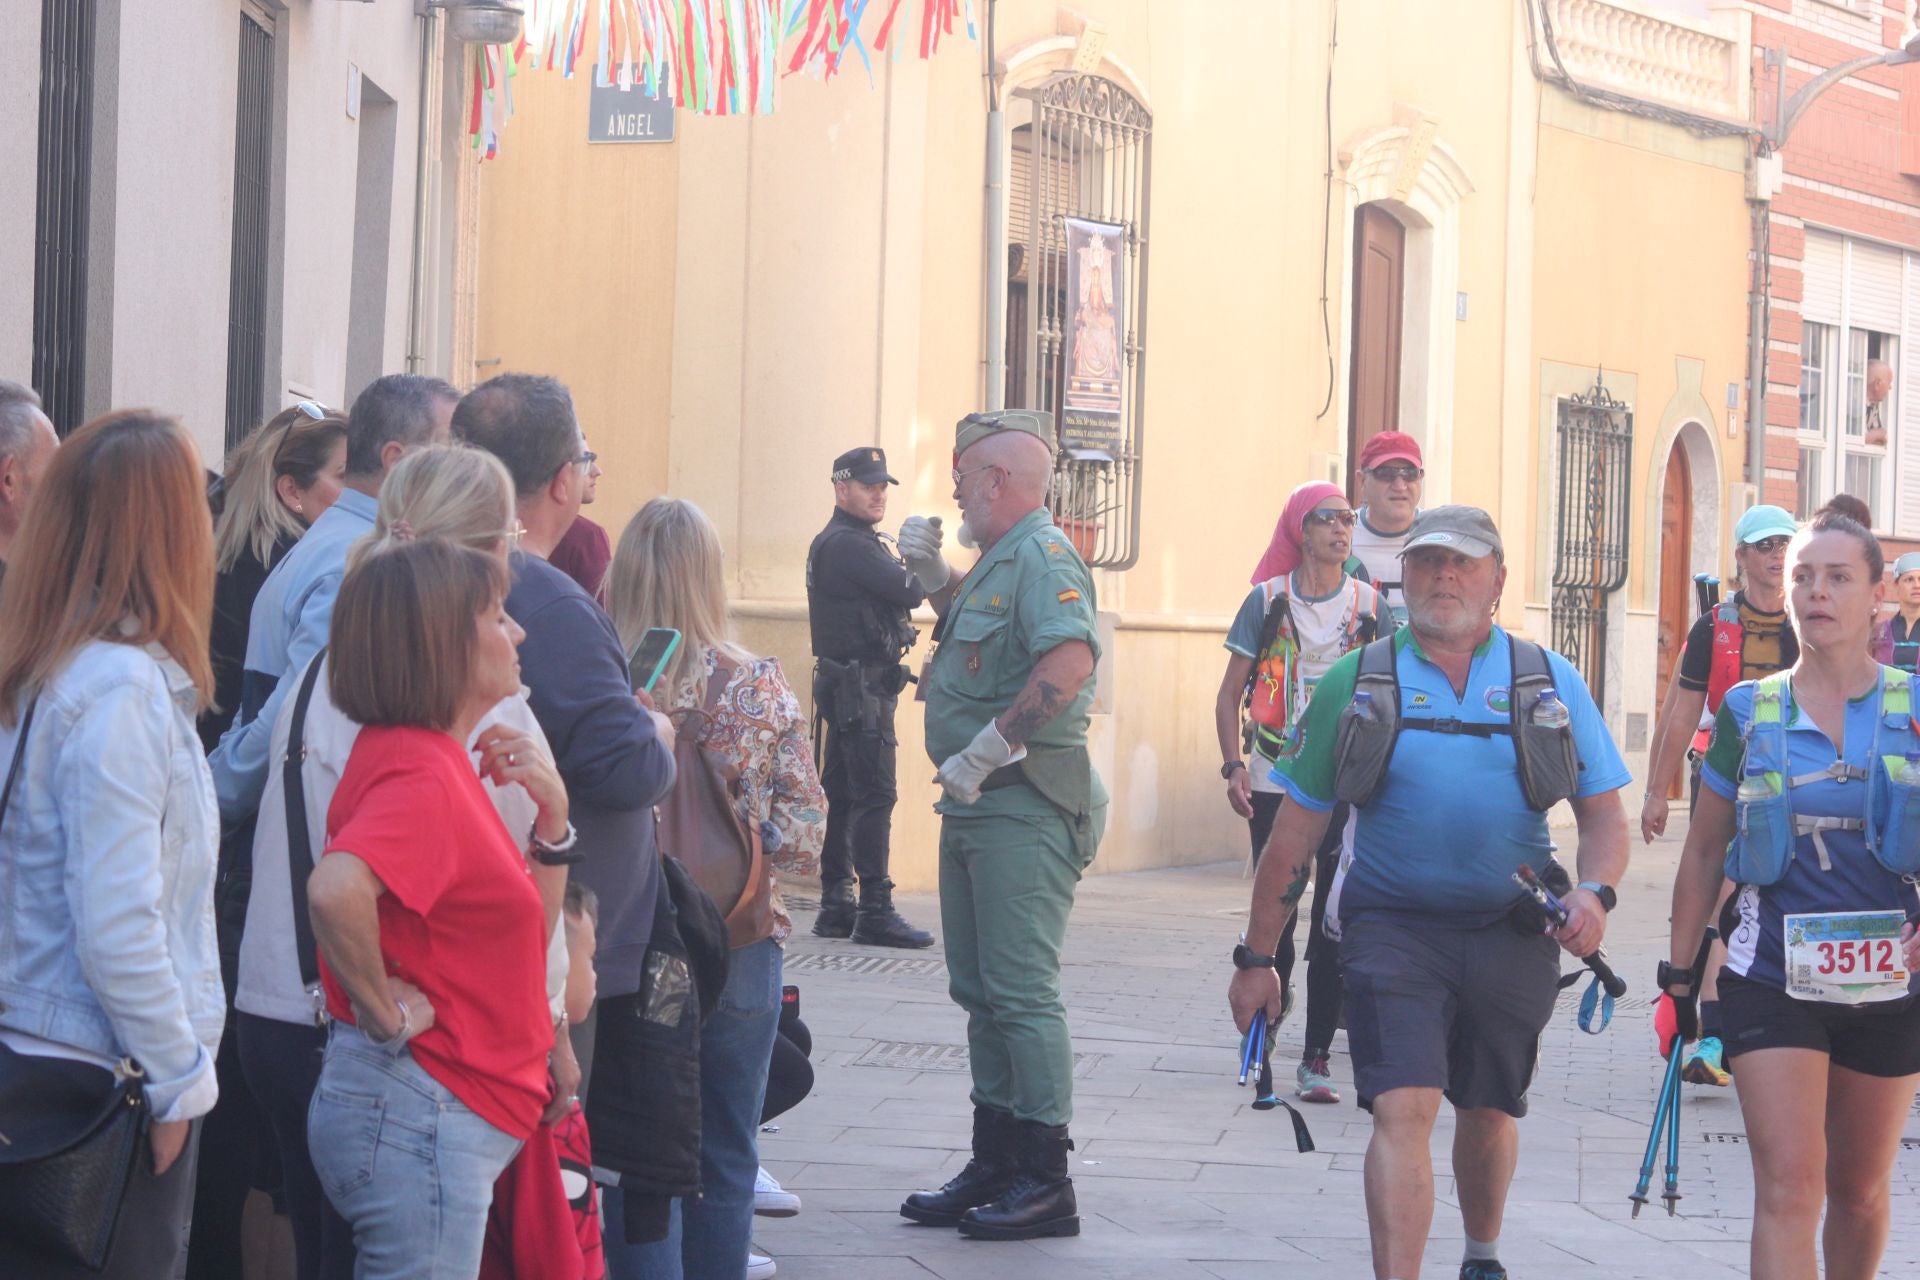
464, 0, 1756, 887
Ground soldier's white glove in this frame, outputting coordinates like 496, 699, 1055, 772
935, 720, 1027, 807
897, 515, 952, 592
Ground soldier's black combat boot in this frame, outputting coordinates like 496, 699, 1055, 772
957, 1121, 1079, 1240
850, 878, 934, 949
900, 1106, 1016, 1226
811, 879, 856, 938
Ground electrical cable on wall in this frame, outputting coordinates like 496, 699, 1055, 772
1315, 0, 1340, 421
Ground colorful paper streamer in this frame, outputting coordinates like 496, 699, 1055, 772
468, 0, 976, 158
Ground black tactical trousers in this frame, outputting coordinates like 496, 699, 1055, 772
820, 691, 899, 890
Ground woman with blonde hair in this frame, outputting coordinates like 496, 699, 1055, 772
0, 411, 223, 1278
204, 403, 349, 751
234, 443, 579, 1280
604, 496, 825, 1280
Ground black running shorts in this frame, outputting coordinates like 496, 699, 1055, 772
1340, 914, 1561, 1117
1718, 969, 1920, 1077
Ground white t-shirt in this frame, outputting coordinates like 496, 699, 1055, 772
234, 656, 567, 1025
1226, 573, 1381, 793
1348, 506, 1418, 625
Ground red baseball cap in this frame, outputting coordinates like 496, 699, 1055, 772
1359, 431, 1423, 470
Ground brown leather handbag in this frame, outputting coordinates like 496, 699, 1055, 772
655, 660, 771, 949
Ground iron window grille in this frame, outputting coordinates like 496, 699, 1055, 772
1550, 372, 1633, 710
1007, 72, 1151, 570
32, 0, 95, 437
224, 5, 275, 453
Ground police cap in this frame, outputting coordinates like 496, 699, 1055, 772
831, 446, 898, 486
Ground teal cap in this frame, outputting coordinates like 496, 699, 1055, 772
1894, 552, 1920, 579
1734, 504, 1797, 545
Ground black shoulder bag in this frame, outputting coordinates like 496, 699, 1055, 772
284, 653, 328, 1023
0, 701, 155, 1270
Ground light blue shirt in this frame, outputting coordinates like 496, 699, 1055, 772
208, 487, 376, 822
1272, 627, 1631, 923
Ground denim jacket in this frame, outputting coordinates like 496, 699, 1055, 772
0, 638, 224, 1121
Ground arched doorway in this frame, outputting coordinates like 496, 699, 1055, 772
1655, 443, 1692, 799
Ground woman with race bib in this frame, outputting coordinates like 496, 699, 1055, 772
1666, 509, 1920, 1280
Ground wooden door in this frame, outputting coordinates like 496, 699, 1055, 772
1347, 204, 1406, 498
1656, 445, 1693, 799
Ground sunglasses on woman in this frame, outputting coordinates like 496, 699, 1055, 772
1304, 509, 1358, 528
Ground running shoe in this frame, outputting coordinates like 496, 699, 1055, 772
1296, 1055, 1340, 1104
1459, 1260, 1507, 1280
754, 1166, 802, 1217
747, 1248, 777, 1279
1681, 1036, 1731, 1087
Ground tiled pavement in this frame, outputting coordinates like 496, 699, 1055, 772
753, 819, 1920, 1278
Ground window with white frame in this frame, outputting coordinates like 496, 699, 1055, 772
1798, 321, 1831, 521
1797, 231, 1902, 530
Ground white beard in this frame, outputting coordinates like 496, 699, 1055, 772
957, 516, 980, 550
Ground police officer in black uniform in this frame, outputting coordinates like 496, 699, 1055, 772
807, 447, 935, 948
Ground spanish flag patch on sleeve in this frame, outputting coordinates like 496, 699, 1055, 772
1057, 588, 1082, 604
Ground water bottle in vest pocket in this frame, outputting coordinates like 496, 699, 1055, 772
1872, 747, 1920, 879
1725, 676, 1796, 884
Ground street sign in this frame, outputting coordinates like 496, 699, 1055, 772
588, 77, 675, 144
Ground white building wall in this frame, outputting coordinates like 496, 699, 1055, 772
1, 1, 453, 468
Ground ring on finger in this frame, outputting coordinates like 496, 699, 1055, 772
507, 752, 517, 765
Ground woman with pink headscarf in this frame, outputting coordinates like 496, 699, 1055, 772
1214, 480, 1382, 1107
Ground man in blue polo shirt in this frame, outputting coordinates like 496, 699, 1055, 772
1228, 505, 1630, 1280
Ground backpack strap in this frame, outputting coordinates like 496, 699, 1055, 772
284, 652, 328, 1020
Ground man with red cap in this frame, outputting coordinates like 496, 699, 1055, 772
1347, 431, 1425, 625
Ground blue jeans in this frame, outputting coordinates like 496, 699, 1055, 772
606, 938, 783, 1280
306, 1024, 523, 1280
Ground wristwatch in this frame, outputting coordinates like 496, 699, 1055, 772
529, 821, 584, 867
1577, 881, 1618, 912
1656, 960, 1696, 992
1221, 760, 1247, 780
1232, 941, 1276, 970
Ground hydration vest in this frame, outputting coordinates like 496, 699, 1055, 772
1329, 633, 1581, 812
1728, 668, 1920, 885
1689, 600, 1744, 754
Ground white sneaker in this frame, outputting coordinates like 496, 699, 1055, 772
753, 1166, 801, 1217
747, 1249, 777, 1280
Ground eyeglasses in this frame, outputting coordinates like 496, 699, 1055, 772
951, 463, 1005, 488
574, 451, 598, 468
1368, 464, 1423, 484
1745, 535, 1791, 555
294, 400, 325, 421
272, 401, 332, 473
1305, 509, 1357, 528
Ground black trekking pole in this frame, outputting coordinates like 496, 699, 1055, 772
1630, 926, 1717, 1217
1511, 866, 1627, 1030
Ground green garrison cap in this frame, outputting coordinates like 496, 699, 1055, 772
954, 409, 1056, 463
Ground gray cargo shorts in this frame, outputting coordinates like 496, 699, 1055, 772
1340, 914, 1560, 1117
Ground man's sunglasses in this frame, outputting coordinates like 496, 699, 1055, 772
1304, 509, 1357, 528
1368, 464, 1423, 484
1745, 535, 1791, 555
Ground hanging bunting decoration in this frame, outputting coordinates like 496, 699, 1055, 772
470, 0, 975, 155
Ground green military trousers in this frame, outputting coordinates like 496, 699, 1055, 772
937, 802, 1105, 1127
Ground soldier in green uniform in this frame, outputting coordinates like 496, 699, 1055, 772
892, 409, 1106, 1242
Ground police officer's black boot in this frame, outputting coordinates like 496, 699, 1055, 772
850, 878, 934, 949
956, 1120, 1079, 1240
811, 880, 857, 938
899, 1105, 1016, 1226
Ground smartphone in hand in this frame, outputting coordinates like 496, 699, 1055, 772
628, 627, 682, 695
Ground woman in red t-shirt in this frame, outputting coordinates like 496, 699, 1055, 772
305, 538, 571, 1280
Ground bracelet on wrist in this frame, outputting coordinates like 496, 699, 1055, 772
365, 997, 412, 1047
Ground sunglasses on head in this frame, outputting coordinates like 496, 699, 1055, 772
1305, 508, 1357, 528
1745, 535, 1791, 555
1368, 464, 1422, 484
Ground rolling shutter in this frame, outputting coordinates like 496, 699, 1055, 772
1802, 230, 1843, 324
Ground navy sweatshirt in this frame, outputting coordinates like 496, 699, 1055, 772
507, 551, 676, 999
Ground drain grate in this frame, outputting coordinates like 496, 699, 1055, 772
852, 1040, 1103, 1077
1703, 1132, 1920, 1151
783, 953, 948, 977
1554, 989, 1651, 1014
784, 895, 821, 912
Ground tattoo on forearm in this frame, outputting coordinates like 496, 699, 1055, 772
1279, 860, 1311, 910
1001, 678, 1066, 747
